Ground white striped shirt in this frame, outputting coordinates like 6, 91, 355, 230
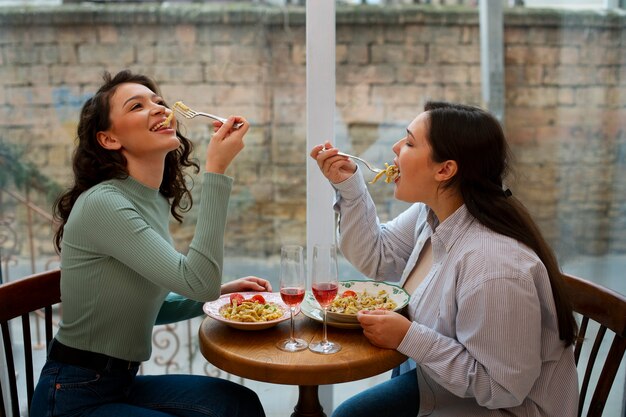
332, 169, 578, 417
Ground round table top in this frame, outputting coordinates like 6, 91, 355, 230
199, 313, 407, 386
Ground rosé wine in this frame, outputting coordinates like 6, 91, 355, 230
280, 287, 305, 306
312, 282, 338, 307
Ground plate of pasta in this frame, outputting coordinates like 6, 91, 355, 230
327, 281, 409, 324
203, 292, 297, 330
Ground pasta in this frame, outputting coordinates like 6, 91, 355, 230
220, 300, 284, 323
369, 163, 399, 184
329, 289, 397, 314
162, 111, 174, 128
151, 107, 174, 130
173, 101, 190, 111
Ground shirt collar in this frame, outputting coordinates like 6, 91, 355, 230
428, 204, 475, 257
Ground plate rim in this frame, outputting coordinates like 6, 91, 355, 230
325, 280, 409, 322
203, 292, 297, 330
300, 298, 362, 329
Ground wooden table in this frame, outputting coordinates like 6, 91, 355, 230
199, 314, 407, 417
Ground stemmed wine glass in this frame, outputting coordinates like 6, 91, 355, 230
309, 243, 341, 354
276, 245, 308, 352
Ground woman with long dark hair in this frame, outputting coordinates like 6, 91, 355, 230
311, 101, 578, 417
31, 70, 268, 417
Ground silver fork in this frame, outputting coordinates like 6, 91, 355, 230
337, 152, 383, 174
173, 102, 244, 129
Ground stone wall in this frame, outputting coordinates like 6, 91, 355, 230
0, 4, 624, 262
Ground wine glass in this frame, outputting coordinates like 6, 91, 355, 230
276, 245, 308, 352
309, 243, 341, 354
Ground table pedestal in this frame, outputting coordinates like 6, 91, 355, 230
291, 385, 326, 417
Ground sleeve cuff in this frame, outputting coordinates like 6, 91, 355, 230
331, 167, 368, 201
397, 321, 439, 363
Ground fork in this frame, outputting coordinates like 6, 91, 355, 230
336, 152, 383, 174
173, 102, 244, 129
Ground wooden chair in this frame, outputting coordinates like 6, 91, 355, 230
0, 269, 61, 417
562, 273, 626, 417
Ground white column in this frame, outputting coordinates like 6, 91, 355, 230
479, 0, 505, 122
306, 0, 336, 412
306, 0, 336, 267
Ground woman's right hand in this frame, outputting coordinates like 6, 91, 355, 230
205, 116, 249, 174
310, 141, 357, 184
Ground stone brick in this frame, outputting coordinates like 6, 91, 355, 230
335, 43, 348, 64
5, 45, 39, 65
430, 43, 479, 64
543, 65, 592, 86
153, 43, 209, 64
204, 62, 267, 84
557, 88, 576, 106
559, 46, 579, 65
136, 45, 157, 64
6, 86, 55, 106
505, 45, 527, 65
370, 85, 424, 104
142, 64, 202, 84
78, 44, 134, 65
58, 45, 79, 65
118, 25, 160, 44
346, 44, 369, 65
460, 26, 478, 45
506, 86, 559, 107
49, 65, 104, 85
212, 45, 264, 65
291, 43, 305, 66
57, 26, 97, 43
336, 84, 369, 106
175, 25, 197, 44
441, 85, 481, 104
337, 64, 395, 85
97, 25, 119, 44
574, 87, 612, 107
405, 24, 431, 44
429, 25, 464, 45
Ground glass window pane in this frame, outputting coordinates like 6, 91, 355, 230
333, 2, 624, 415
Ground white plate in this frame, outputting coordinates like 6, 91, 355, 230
300, 295, 362, 329
307, 280, 409, 325
203, 292, 298, 331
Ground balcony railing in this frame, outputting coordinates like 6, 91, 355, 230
0, 186, 241, 415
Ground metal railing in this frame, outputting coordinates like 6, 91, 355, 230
0, 186, 240, 394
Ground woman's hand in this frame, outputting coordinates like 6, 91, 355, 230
220, 276, 272, 295
309, 141, 357, 184
205, 116, 249, 174
357, 310, 411, 349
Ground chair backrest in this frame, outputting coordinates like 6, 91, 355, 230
562, 273, 626, 417
0, 269, 61, 417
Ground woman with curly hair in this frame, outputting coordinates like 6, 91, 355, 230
31, 70, 268, 417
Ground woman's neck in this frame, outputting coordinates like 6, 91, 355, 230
124, 156, 165, 190
429, 189, 464, 223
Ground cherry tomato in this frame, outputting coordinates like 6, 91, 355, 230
229, 293, 244, 305
249, 294, 266, 304
341, 290, 357, 298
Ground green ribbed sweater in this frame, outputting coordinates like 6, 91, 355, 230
56, 173, 232, 361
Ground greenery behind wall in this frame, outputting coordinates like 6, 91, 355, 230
0, 140, 63, 201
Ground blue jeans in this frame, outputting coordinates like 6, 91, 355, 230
331, 368, 419, 417
30, 359, 265, 417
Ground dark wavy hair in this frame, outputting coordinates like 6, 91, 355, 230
423, 101, 577, 346
53, 70, 199, 251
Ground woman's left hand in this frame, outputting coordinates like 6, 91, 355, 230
357, 310, 412, 349
221, 276, 273, 294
